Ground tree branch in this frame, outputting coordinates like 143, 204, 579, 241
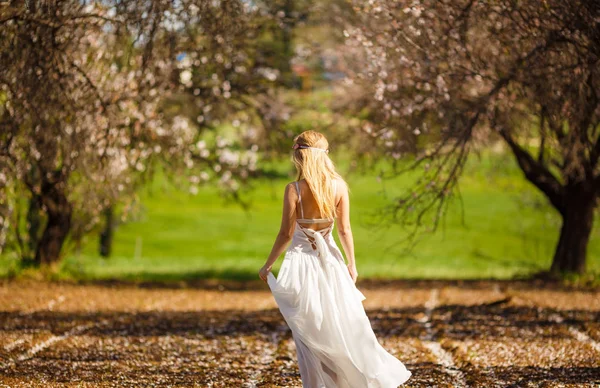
538, 106, 546, 163
498, 128, 566, 215
593, 127, 600, 168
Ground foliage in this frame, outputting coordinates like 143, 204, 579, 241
0, 1, 269, 264
344, 0, 600, 273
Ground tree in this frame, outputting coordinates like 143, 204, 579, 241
0, 1, 171, 264
345, 0, 600, 274
0, 1, 258, 265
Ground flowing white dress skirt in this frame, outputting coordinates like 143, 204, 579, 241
267, 222, 412, 387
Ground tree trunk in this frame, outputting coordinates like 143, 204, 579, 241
26, 166, 41, 260
34, 184, 72, 265
550, 189, 595, 274
281, 0, 294, 88
26, 194, 41, 256
99, 206, 114, 258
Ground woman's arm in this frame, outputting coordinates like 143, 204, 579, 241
259, 183, 297, 282
336, 180, 358, 283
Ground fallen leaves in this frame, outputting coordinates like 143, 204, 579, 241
0, 280, 598, 387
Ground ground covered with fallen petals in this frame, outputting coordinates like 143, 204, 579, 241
0, 279, 599, 387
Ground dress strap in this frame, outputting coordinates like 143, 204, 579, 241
294, 181, 305, 219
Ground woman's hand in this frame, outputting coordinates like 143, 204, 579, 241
347, 263, 358, 284
259, 264, 272, 283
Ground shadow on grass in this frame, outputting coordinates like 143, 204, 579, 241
9, 270, 598, 291
45, 274, 600, 292
7, 259, 600, 291
57, 267, 267, 290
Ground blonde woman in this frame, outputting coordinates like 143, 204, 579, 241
259, 130, 412, 387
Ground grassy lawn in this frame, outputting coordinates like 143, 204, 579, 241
2, 151, 599, 282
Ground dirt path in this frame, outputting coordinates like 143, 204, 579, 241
0, 280, 599, 387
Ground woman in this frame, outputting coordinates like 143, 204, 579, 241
258, 130, 412, 387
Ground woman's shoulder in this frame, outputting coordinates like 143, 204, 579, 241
285, 178, 346, 190
333, 177, 348, 190
286, 179, 306, 190
284, 181, 301, 195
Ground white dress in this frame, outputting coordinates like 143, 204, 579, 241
267, 181, 412, 387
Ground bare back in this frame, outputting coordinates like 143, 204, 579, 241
294, 178, 344, 231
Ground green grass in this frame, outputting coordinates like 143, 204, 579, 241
3, 151, 600, 282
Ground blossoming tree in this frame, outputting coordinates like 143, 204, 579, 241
0, 1, 260, 264
345, 0, 600, 274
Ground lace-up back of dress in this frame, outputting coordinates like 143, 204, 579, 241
294, 180, 336, 251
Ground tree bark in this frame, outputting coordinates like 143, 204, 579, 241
99, 206, 114, 258
499, 127, 598, 274
550, 186, 596, 274
26, 194, 41, 256
34, 183, 72, 265
26, 166, 41, 260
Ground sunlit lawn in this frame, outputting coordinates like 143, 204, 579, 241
2, 151, 599, 282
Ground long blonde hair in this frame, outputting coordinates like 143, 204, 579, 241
292, 130, 344, 219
